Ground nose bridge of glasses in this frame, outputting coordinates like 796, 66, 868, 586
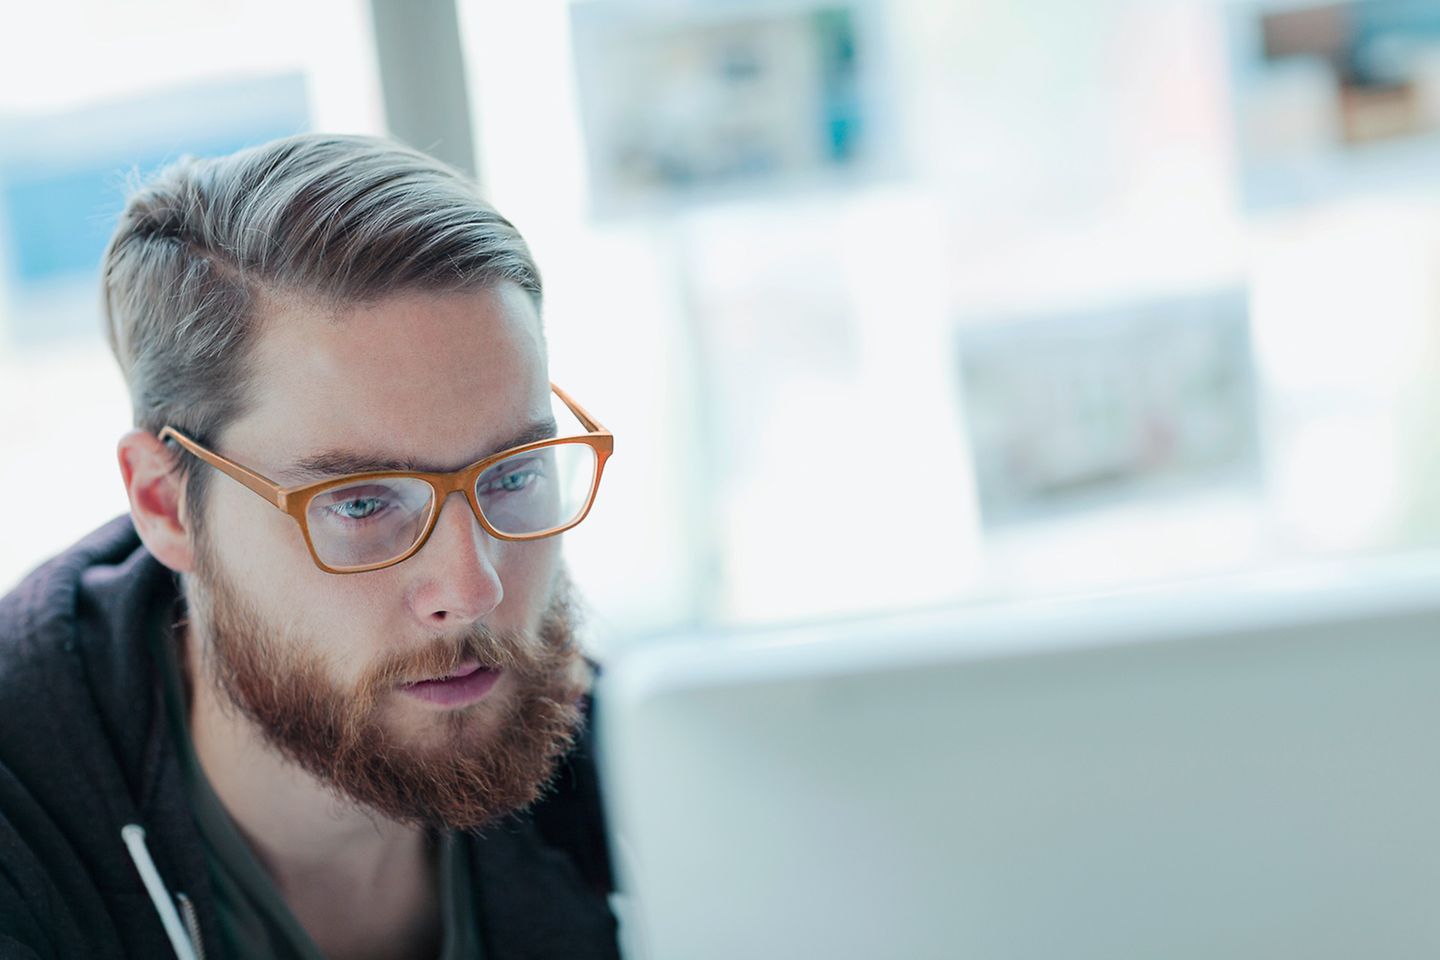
432, 480, 491, 537
401, 468, 495, 553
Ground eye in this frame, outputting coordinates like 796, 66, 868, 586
479, 457, 545, 496
494, 468, 536, 493
327, 495, 390, 521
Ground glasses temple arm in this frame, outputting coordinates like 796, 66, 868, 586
551, 382, 611, 436
157, 427, 289, 508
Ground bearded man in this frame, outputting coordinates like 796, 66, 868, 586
0, 134, 619, 960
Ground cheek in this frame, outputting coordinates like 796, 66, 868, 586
205, 481, 309, 583
307, 580, 400, 685
207, 486, 393, 678
496, 538, 561, 621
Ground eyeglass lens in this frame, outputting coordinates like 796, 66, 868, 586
303, 441, 598, 568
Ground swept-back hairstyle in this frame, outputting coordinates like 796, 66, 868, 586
102, 133, 542, 526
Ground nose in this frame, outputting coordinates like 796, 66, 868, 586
406, 491, 504, 628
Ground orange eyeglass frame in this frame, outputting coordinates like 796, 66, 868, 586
158, 382, 613, 574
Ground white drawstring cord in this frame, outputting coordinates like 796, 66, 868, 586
120, 824, 200, 960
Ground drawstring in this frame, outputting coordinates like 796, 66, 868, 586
120, 824, 200, 960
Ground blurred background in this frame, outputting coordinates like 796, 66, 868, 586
5, 0, 1440, 652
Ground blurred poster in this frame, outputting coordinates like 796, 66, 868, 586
957, 289, 1260, 527
570, 0, 886, 216
1227, 0, 1440, 209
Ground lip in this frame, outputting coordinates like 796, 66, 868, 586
401, 661, 502, 708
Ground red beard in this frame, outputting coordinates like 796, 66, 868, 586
186, 550, 586, 831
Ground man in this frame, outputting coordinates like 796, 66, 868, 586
0, 134, 619, 959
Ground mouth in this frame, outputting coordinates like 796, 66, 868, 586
401, 660, 503, 708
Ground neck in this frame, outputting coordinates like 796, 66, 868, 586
182, 627, 440, 958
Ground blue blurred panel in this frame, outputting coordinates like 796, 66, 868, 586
6, 165, 127, 282
4, 126, 309, 285
0, 73, 309, 335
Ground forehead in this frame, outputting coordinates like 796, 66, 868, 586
227, 283, 549, 470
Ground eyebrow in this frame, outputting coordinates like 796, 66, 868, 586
280, 418, 559, 483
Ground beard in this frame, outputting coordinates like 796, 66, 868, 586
183, 545, 587, 832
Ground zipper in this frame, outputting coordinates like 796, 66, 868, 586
175, 892, 207, 960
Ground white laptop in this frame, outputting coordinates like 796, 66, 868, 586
596, 556, 1440, 960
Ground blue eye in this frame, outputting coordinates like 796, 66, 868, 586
480, 457, 545, 496
497, 470, 535, 492
327, 496, 389, 521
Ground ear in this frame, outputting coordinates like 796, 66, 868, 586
117, 429, 196, 573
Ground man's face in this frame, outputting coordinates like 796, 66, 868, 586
183, 283, 586, 829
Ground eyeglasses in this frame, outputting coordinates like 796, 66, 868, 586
159, 382, 612, 574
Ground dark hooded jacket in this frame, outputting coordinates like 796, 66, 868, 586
0, 516, 619, 959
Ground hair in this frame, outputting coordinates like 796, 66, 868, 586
102, 133, 542, 528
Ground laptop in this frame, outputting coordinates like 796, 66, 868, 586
596, 555, 1440, 959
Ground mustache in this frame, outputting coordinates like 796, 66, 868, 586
358, 613, 579, 703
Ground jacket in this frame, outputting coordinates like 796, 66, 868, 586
0, 516, 619, 959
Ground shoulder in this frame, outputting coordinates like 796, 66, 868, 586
0, 518, 182, 959
0, 516, 146, 667
0, 516, 171, 786
0, 748, 129, 959
0, 517, 154, 788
